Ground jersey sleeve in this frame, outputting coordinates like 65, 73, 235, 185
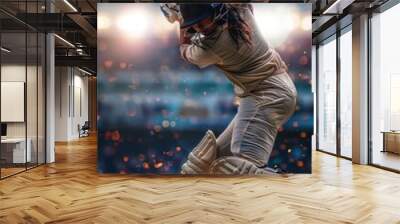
180, 44, 222, 68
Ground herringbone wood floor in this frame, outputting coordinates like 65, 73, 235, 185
1, 135, 400, 224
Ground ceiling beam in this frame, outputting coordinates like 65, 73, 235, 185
67, 13, 97, 44
55, 55, 96, 73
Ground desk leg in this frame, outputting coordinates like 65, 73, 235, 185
382, 133, 386, 153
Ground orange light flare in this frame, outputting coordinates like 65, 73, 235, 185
99, 41, 108, 52
299, 55, 309, 65
103, 60, 113, 69
104, 131, 112, 140
123, 156, 129, 163
154, 162, 163, 169
127, 111, 136, 117
296, 160, 304, 168
111, 130, 121, 142
107, 74, 117, 83
119, 62, 128, 69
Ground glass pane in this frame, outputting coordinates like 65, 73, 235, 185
38, 33, 45, 165
1, 30, 27, 177
317, 37, 337, 154
371, 4, 400, 171
340, 29, 352, 158
26, 0, 39, 169
27, 31, 38, 169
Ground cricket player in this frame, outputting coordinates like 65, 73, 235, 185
161, 3, 297, 175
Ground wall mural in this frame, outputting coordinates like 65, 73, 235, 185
97, 3, 313, 175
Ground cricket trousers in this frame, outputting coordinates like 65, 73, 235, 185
216, 72, 297, 167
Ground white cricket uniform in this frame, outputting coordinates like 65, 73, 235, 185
180, 5, 297, 167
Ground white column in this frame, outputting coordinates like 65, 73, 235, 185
45, 1, 55, 163
46, 33, 55, 163
312, 45, 317, 151
55, 67, 73, 141
352, 14, 369, 164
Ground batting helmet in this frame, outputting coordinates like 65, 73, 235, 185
179, 4, 216, 29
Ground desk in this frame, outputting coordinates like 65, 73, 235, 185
382, 131, 400, 154
1, 138, 31, 163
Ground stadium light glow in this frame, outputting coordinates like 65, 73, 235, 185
301, 15, 312, 31
253, 6, 299, 47
117, 11, 149, 39
98, 14, 111, 30
157, 16, 179, 34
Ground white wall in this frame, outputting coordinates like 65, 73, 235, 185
72, 73, 89, 138
1, 65, 41, 138
55, 67, 89, 141
55, 67, 69, 141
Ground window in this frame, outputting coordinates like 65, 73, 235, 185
370, 3, 400, 171
339, 28, 352, 158
317, 36, 337, 154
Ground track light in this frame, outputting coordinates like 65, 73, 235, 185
78, 67, 93, 76
63, 0, 78, 12
323, 0, 341, 14
54, 34, 75, 48
323, 0, 354, 15
1, 47, 11, 53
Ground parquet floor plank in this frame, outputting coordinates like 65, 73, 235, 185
1, 135, 399, 223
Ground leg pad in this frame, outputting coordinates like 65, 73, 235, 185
181, 130, 217, 174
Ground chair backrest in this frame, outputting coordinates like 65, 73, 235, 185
82, 121, 90, 129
